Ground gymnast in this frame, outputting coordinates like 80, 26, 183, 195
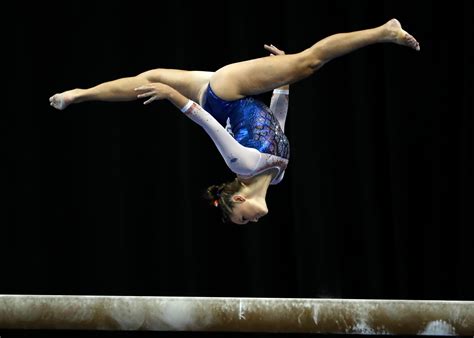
49, 19, 419, 224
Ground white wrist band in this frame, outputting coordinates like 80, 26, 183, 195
180, 100, 194, 112
273, 89, 289, 95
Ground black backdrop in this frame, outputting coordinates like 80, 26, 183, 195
5, 0, 473, 336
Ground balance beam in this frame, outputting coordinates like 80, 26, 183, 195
0, 295, 472, 335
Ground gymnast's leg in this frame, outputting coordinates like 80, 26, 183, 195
49, 69, 213, 110
210, 19, 419, 100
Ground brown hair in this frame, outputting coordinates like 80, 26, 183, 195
204, 179, 242, 223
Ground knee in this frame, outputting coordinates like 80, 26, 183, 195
138, 68, 163, 82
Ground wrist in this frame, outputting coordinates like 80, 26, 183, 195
164, 85, 177, 100
163, 85, 191, 111
180, 100, 194, 113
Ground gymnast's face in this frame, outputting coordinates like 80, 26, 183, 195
229, 195, 268, 225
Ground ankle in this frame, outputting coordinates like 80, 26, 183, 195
70, 88, 84, 103
376, 26, 393, 43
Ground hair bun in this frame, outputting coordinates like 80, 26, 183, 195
209, 186, 220, 197
206, 184, 223, 202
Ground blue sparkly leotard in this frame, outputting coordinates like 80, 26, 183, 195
203, 85, 289, 160
180, 85, 290, 184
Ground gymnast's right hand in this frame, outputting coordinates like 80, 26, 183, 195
135, 83, 173, 105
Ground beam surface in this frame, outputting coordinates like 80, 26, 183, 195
0, 295, 473, 335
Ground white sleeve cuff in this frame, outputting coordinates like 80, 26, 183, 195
273, 89, 289, 95
180, 100, 194, 112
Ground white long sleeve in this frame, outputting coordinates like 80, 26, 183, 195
269, 89, 289, 131
181, 100, 262, 176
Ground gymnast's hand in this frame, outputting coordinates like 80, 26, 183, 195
264, 44, 285, 56
134, 83, 174, 105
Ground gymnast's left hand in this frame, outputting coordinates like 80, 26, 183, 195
134, 83, 172, 105
264, 44, 285, 56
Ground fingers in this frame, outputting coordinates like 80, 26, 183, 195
264, 44, 274, 51
264, 44, 276, 57
264, 44, 275, 56
143, 96, 157, 105
264, 43, 285, 56
134, 84, 167, 104
134, 85, 152, 92
136, 91, 155, 99
136, 90, 158, 104
264, 43, 279, 50
135, 86, 157, 104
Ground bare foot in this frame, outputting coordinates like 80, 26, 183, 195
49, 89, 80, 110
383, 18, 420, 51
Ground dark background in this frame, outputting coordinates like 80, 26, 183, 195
4, 0, 473, 336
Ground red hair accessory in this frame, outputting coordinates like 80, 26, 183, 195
213, 200, 219, 207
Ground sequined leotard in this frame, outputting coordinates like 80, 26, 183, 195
180, 85, 290, 184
